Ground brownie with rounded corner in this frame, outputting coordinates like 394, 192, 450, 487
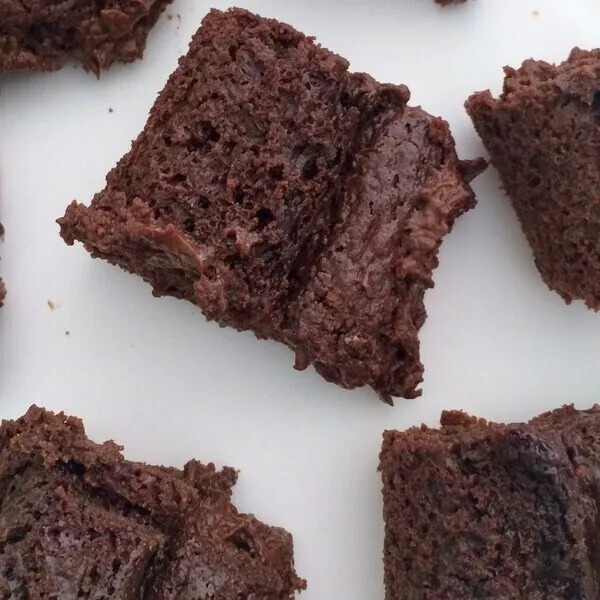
467, 48, 600, 310
0, 0, 171, 76
0, 405, 305, 599
59, 8, 485, 402
380, 404, 600, 599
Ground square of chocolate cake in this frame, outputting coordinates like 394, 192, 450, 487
59, 8, 484, 401
380, 405, 600, 599
0, 406, 304, 599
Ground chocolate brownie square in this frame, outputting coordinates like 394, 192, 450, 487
59, 8, 484, 401
0, 406, 305, 599
0, 0, 171, 75
380, 405, 600, 599
467, 49, 600, 309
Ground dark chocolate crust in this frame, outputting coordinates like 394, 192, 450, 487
0, 406, 305, 599
0, 0, 171, 75
380, 405, 600, 599
467, 48, 600, 310
59, 8, 484, 402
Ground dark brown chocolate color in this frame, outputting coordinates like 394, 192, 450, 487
0, 406, 305, 599
59, 8, 484, 402
380, 405, 600, 599
0, 0, 170, 75
467, 48, 600, 310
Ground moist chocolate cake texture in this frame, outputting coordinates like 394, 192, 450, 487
0, 0, 171, 76
59, 8, 485, 402
380, 404, 600, 599
467, 48, 600, 310
0, 405, 305, 599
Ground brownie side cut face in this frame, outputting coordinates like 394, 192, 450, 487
466, 48, 600, 310
0, 406, 305, 599
59, 8, 485, 401
380, 405, 600, 600
0, 0, 171, 75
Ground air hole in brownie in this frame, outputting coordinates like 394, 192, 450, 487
170, 173, 186, 185
233, 186, 245, 204
197, 195, 210, 209
163, 135, 173, 147
3, 566, 14, 580
205, 266, 217, 281
183, 219, 195, 233
200, 121, 220, 143
393, 174, 400, 187
405, 123, 412, 134
89, 566, 100, 584
256, 208, 274, 229
301, 157, 318, 180
593, 91, 600, 112
529, 175, 542, 187
226, 254, 246, 268
112, 558, 121, 574
228, 45, 237, 60
339, 91, 350, 107
64, 459, 86, 476
228, 533, 253, 555
269, 165, 284, 180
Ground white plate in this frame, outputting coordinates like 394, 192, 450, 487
1, 1, 600, 598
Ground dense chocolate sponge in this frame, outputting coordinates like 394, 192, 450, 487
467, 48, 600, 310
380, 405, 600, 599
0, 406, 305, 599
58, 8, 485, 402
0, 0, 170, 75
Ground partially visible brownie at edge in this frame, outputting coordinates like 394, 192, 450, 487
466, 48, 600, 310
58, 8, 485, 402
380, 404, 600, 599
0, 405, 305, 599
0, 0, 171, 75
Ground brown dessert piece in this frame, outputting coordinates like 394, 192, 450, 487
380, 404, 600, 599
59, 8, 485, 402
0, 405, 305, 598
467, 48, 600, 309
0, 0, 171, 75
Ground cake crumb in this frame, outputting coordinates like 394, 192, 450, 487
47, 300, 57, 310
532, 10, 540, 17
108, 107, 114, 113
65, 330, 70, 336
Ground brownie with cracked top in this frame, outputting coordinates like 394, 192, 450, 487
59, 8, 485, 402
0, 0, 170, 75
0, 405, 305, 599
380, 404, 600, 599
467, 48, 600, 310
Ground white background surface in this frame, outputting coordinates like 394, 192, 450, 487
1, 1, 600, 598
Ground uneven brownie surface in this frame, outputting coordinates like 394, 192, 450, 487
380, 405, 600, 599
0, 406, 305, 599
59, 8, 484, 401
0, 0, 170, 75
467, 48, 600, 310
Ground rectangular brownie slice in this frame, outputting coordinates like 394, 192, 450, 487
0, 406, 305, 599
466, 48, 600, 310
0, 0, 171, 75
380, 405, 600, 599
59, 8, 484, 401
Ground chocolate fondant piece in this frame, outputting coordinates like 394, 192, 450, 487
59, 8, 485, 402
0, 406, 305, 598
466, 48, 600, 309
0, 0, 171, 75
380, 405, 600, 599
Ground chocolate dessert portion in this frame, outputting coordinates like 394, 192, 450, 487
380, 405, 600, 599
59, 8, 485, 402
0, 0, 170, 75
467, 48, 600, 310
0, 406, 305, 599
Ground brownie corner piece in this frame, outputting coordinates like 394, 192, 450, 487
380, 406, 600, 599
0, 405, 305, 598
59, 7, 485, 401
466, 48, 600, 310
0, 0, 171, 76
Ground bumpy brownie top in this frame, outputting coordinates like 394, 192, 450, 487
0, 0, 170, 75
380, 405, 600, 599
0, 406, 304, 599
466, 48, 600, 309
